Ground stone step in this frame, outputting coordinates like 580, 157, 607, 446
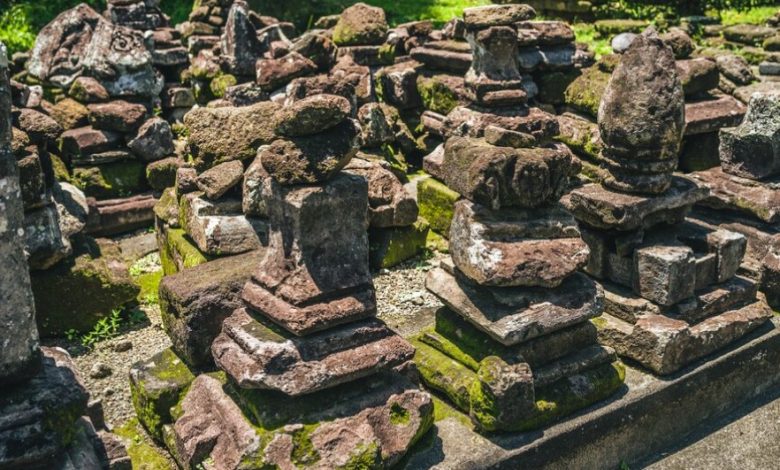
242, 280, 377, 336
403, 317, 780, 469
533, 345, 617, 388
172, 372, 432, 469
597, 298, 772, 375
212, 308, 414, 395
426, 262, 602, 346
691, 167, 780, 224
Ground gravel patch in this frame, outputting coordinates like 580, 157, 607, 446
43, 302, 171, 427
375, 252, 444, 329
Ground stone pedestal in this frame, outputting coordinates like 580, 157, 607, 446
565, 30, 773, 375
413, 5, 624, 434
133, 95, 432, 468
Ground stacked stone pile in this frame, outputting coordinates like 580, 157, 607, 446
130, 93, 433, 468
563, 29, 773, 375
8, 41, 141, 337
106, 0, 194, 122
15, 3, 183, 237
689, 92, 780, 311
1, 43, 129, 470
701, 12, 780, 77
409, 5, 625, 433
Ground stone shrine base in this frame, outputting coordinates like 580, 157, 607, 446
402, 315, 780, 469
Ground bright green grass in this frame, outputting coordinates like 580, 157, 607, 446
367, 0, 490, 26
718, 6, 777, 26
573, 23, 613, 58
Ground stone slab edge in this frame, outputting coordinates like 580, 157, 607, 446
403, 317, 780, 469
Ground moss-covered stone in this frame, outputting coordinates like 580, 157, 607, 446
158, 227, 210, 276
413, 336, 626, 433
209, 73, 237, 99
417, 177, 459, 237
594, 19, 649, 36
536, 70, 580, 105
416, 75, 461, 115
425, 229, 449, 253
134, 269, 163, 304
31, 236, 140, 336
50, 153, 72, 183
72, 160, 148, 199
146, 157, 180, 192
129, 348, 196, 442
114, 418, 175, 470
564, 64, 612, 118
369, 218, 430, 269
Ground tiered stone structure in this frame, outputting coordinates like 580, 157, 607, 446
564, 29, 773, 375
132, 95, 433, 468
412, 5, 624, 433
0, 42, 129, 469
690, 92, 780, 311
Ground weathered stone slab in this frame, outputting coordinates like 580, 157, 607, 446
345, 157, 418, 228
426, 263, 603, 346
159, 250, 263, 369
443, 105, 559, 141
213, 308, 414, 395
182, 197, 264, 256
691, 167, 780, 224
676, 58, 719, 97
449, 200, 588, 288
563, 177, 708, 231
85, 193, 157, 236
196, 160, 244, 200
684, 95, 746, 136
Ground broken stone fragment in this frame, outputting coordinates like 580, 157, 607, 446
443, 105, 559, 141
483, 125, 535, 148
184, 101, 279, 170
676, 58, 719, 97
716, 54, 756, 86
633, 243, 696, 306
718, 92, 780, 181
441, 136, 578, 210
24, 204, 72, 270
59, 126, 122, 158
345, 157, 419, 228
255, 51, 316, 92
87, 100, 147, 132
332, 2, 389, 46
598, 28, 685, 194
127, 117, 174, 162
16, 108, 62, 145
273, 93, 351, 137
465, 25, 526, 106
213, 308, 414, 395
48, 98, 89, 130
221, 0, 264, 76
690, 167, 780, 224
68, 76, 109, 103
660, 28, 695, 59
449, 200, 589, 288
259, 119, 360, 185
196, 160, 244, 200
180, 193, 264, 256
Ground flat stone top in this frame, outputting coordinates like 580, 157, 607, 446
462, 4, 536, 29
684, 94, 746, 136
562, 176, 709, 231
690, 167, 780, 224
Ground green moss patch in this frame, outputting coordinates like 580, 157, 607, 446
417, 75, 461, 115
159, 227, 210, 276
129, 348, 196, 442
417, 177, 459, 237
210, 73, 238, 99
115, 418, 175, 470
72, 160, 148, 199
369, 218, 430, 269
564, 64, 612, 119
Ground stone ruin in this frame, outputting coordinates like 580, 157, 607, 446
563, 29, 773, 375
409, 5, 624, 432
0, 42, 130, 470
5, 0, 780, 467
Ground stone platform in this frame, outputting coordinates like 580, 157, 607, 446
402, 315, 780, 469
